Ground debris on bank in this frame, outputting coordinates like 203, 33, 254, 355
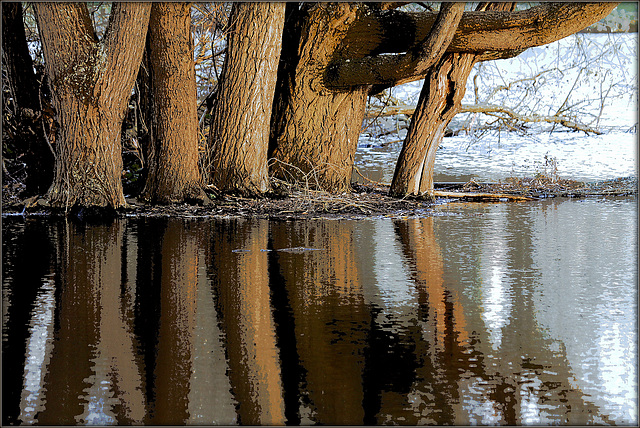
2, 177, 636, 220
434, 176, 638, 199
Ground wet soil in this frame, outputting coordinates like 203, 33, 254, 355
2, 176, 637, 221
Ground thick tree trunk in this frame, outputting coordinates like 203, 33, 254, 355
208, 2, 285, 196
270, 3, 368, 193
2, 2, 54, 195
269, 3, 464, 193
141, 3, 204, 204
34, 3, 151, 209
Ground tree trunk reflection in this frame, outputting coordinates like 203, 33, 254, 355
271, 220, 368, 425
210, 219, 285, 425
38, 220, 146, 425
152, 220, 200, 424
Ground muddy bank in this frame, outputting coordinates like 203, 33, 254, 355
2, 176, 637, 220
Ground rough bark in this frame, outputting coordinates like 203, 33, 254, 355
2, 2, 55, 195
141, 3, 205, 204
327, 2, 618, 90
209, 2, 285, 196
390, 2, 516, 199
390, 53, 477, 198
34, 2, 151, 209
325, 2, 465, 91
270, 3, 369, 193
271, 2, 614, 194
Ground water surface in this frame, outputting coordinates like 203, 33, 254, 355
2, 196, 636, 425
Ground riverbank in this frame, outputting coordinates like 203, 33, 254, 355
2, 176, 636, 220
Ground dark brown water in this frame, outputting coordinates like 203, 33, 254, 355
2, 197, 637, 425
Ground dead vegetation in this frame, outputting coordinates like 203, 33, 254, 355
3, 174, 636, 221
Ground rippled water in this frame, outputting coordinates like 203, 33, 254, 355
355, 130, 638, 184
2, 196, 637, 425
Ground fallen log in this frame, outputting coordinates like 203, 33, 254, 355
433, 190, 535, 201
365, 103, 602, 135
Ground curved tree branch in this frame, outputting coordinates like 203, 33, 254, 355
325, 2, 465, 90
327, 2, 617, 90
449, 2, 618, 52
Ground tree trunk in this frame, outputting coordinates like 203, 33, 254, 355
208, 2, 285, 196
390, 53, 477, 198
34, 2, 151, 209
3, 3, 40, 112
141, 2, 205, 204
270, 3, 369, 193
390, 2, 516, 199
2, 2, 55, 195
269, 3, 464, 193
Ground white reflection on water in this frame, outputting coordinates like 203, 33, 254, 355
519, 376, 543, 425
532, 198, 638, 424
480, 220, 513, 352
371, 221, 416, 312
460, 378, 502, 425
18, 274, 55, 425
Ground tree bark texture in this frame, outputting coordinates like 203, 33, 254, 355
327, 2, 618, 90
2, 2, 55, 195
141, 3, 204, 204
390, 2, 516, 198
270, 2, 614, 194
34, 2, 151, 209
270, 3, 369, 193
209, 2, 285, 196
325, 2, 465, 91
390, 53, 477, 198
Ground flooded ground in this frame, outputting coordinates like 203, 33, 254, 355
2, 195, 637, 425
2, 31, 638, 426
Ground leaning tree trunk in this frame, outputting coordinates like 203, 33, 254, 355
269, 3, 369, 193
208, 2, 285, 196
270, 2, 615, 196
141, 2, 205, 204
390, 2, 516, 199
390, 53, 477, 198
387, 2, 615, 198
2, 2, 54, 195
34, 2, 151, 210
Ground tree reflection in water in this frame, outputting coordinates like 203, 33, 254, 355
1, 206, 635, 425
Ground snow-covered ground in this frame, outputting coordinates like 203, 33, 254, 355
357, 33, 638, 183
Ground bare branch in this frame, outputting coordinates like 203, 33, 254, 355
328, 3, 616, 90
326, 2, 465, 89
366, 103, 604, 135
461, 103, 603, 135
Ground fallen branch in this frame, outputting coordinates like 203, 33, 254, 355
365, 104, 418, 118
365, 102, 603, 134
433, 190, 535, 201
461, 103, 603, 135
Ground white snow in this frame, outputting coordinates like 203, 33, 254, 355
358, 33, 638, 183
